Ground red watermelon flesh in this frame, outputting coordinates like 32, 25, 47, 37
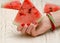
14, 0, 42, 26
3, 1, 21, 10
44, 3, 60, 13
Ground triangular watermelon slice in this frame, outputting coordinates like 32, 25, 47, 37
2, 1, 21, 10
14, 0, 42, 26
44, 3, 60, 13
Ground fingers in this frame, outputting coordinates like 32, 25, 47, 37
17, 23, 38, 36
17, 24, 28, 34
17, 16, 52, 37
17, 25, 23, 31
21, 24, 27, 34
17, 22, 50, 37
31, 24, 38, 36
31, 25, 37, 36
26, 23, 34, 35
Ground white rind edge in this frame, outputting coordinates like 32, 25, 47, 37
37, 16, 44, 23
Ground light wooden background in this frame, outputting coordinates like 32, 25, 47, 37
0, 0, 60, 43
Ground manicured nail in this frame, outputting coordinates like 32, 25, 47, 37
21, 23, 25, 27
27, 23, 30, 26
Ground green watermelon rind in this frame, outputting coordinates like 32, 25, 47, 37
37, 16, 44, 23
47, 14, 55, 24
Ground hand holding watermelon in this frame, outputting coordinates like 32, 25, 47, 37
16, 3, 60, 36
17, 10, 60, 36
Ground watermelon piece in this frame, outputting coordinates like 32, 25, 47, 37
44, 3, 60, 13
14, 0, 42, 26
3, 1, 21, 10
47, 13, 55, 31
44, 3, 60, 31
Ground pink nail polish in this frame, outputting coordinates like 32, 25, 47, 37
27, 23, 30, 26
21, 23, 25, 27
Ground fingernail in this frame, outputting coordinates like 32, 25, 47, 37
21, 23, 25, 27
27, 23, 30, 26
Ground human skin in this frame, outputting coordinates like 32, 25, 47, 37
17, 10, 60, 37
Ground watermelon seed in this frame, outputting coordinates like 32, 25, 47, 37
32, 7, 35, 8
21, 7, 24, 9
21, 23, 25, 27
28, 7, 35, 13
19, 13, 25, 16
28, 8, 31, 13
10, 3, 13, 9
49, 7, 53, 12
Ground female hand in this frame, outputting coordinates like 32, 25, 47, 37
17, 10, 60, 36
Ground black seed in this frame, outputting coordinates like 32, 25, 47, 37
29, 8, 31, 11
28, 8, 32, 13
49, 7, 53, 12
32, 7, 35, 8
10, 3, 14, 8
19, 12, 26, 16
28, 7, 35, 14
19, 13, 23, 16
